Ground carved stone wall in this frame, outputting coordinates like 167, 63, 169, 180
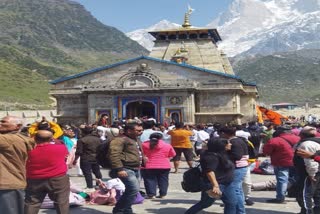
240, 94, 257, 122
55, 95, 88, 125
195, 115, 237, 124
162, 92, 194, 123
87, 94, 114, 123
197, 92, 234, 113
52, 59, 257, 125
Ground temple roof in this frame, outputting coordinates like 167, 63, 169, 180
146, 8, 234, 75
149, 27, 222, 43
50, 55, 255, 86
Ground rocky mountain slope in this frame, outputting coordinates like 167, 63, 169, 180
233, 49, 320, 105
0, 0, 147, 109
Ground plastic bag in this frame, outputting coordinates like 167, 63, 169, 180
259, 159, 274, 175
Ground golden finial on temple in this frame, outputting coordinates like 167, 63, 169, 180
182, 5, 194, 28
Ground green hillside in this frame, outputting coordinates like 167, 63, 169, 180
0, 60, 50, 108
0, 0, 148, 109
233, 49, 320, 105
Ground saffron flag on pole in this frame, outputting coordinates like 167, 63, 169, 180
256, 105, 288, 125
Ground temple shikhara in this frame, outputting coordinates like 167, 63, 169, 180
50, 8, 258, 125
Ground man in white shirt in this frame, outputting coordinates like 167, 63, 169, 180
159, 125, 171, 144
235, 125, 251, 140
194, 124, 210, 156
139, 120, 161, 143
235, 124, 255, 206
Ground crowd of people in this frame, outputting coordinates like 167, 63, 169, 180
1, 113, 320, 214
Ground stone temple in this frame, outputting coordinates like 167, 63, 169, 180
50, 10, 258, 125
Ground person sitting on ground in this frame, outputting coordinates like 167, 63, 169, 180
141, 133, 176, 199
24, 130, 70, 214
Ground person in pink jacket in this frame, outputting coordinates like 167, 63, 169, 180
141, 132, 176, 199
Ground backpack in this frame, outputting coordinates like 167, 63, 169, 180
96, 136, 130, 169
247, 139, 259, 159
248, 129, 261, 148
96, 140, 112, 168
238, 137, 258, 159
181, 164, 202, 193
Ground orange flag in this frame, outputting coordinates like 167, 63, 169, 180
256, 105, 288, 125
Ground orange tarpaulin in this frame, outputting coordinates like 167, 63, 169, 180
256, 105, 288, 125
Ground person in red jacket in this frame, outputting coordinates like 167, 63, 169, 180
24, 130, 70, 214
263, 125, 300, 203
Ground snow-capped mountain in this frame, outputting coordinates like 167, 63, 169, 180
210, 0, 320, 56
126, 20, 180, 51
239, 11, 320, 56
127, 0, 320, 57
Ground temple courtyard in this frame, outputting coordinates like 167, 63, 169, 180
40, 161, 300, 214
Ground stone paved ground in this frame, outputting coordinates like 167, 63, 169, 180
40, 162, 300, 214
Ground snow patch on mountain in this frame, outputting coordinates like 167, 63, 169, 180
127, 0, 320, 56
126, 20, 180, 51
240, 11, 320, 55
211, 0, 320, 56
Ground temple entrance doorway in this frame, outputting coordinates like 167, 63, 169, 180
126, 101, 155, 119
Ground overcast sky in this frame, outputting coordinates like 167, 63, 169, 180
72, 0, 233, 32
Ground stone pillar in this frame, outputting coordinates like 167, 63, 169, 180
185, 92, 195, 124
190, 92, 195, 123
235, 93, 241, 114
233, 93, 241, 124
185, 94, 190, 123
